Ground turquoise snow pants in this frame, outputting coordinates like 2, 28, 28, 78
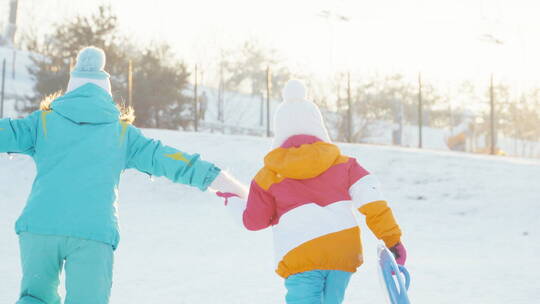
17, 232, 113, 304
284, 270, 352, 304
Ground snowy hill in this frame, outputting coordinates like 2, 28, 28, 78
1, 130, 539, 303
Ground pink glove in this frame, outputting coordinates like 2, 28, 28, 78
389, 242, 407, 266
216, 192, 239, 206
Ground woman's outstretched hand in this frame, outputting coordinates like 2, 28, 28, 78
209, 171, 249, 199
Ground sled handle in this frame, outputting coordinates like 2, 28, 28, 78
390, 262, 410, 292
398, 265, 411, 290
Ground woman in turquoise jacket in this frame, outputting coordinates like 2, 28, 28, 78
0, 47, 244, 304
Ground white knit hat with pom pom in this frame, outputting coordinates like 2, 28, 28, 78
272, 79, 331, 148
66, 46, 112, 94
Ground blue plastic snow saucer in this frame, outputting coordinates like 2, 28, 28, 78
377, 243, 411, 304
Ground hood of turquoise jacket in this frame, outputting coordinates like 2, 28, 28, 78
51, 83, 120, 124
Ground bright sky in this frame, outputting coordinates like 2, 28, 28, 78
3, 0, 540, 96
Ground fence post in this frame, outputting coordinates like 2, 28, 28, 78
347, 72, 352, 142
1, 59, 6, 119
218, 64, 224, 123
259, 94, 264, 126
128, 60, 133, 108
266, 66, 272, 137
449, 104, 453, 136
418, 72, 423, 149
12, 48, 16, 79
194, 64, 198, 132
489, 73, 496, 155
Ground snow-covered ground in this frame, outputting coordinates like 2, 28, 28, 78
1, 130, 539, 303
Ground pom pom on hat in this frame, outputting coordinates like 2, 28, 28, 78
71, 46, 110, 80
282, 79, 307, 102
272, 79, 331, 148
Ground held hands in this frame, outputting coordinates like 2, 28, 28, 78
216, 192, 239, 205
389, 242, 407, 266
212, 172, 249, 227
209, 171, 249, 200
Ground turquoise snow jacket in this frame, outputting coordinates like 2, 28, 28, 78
0, 83, 220, 249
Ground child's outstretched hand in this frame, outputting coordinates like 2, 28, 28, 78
389, 242, 407, 266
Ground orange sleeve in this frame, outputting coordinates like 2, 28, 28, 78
358, 200, 402, 247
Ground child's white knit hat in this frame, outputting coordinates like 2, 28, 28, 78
272, 79, 331, 148
66, 46, 112, 94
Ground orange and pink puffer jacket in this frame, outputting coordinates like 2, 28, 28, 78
227, 134, 402, 278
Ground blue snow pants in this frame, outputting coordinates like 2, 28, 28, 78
284, 270, 353, 304
16, 232, 113, 304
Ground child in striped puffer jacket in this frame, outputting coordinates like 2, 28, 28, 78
218, 80, 407, 304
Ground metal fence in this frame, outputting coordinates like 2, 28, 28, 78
1, 49, 539, 159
